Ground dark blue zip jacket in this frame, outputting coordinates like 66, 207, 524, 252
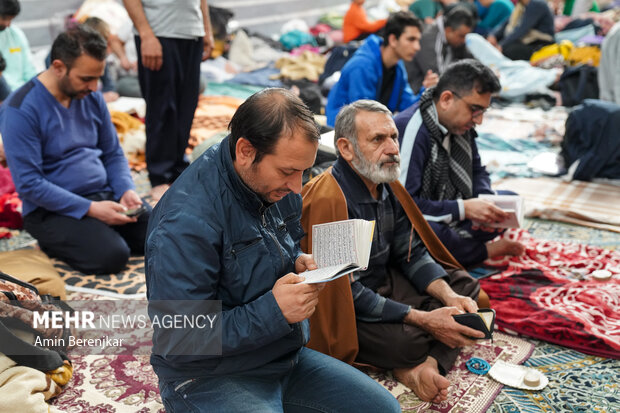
145, 137, 309, 380
325, 34, 419, 126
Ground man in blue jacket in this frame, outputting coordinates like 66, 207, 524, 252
145, 88, 400, 412
326, 11, 436, 127
395, 60, 524, 267
0, 27, 149, 275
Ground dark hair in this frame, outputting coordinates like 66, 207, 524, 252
433, 59, 500, 100
50, 26, 107, 70
444, 6, 475, 31
228, 88, 320, 164
382, 11, 422, 44
0, 0, 20, 17
0, 51, 5, 72
82, 16, 110, 40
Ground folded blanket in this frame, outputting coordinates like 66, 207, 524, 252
494, 178, 620, 232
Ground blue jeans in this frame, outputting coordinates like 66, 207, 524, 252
158, 347, 401, 413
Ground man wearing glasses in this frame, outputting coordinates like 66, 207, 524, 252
394, 59, 524, 268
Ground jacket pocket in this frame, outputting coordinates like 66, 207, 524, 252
230, 236, 263, 259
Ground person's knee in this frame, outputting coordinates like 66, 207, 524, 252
366, 388, 401, 413
390, 333, 429, 368
82, 240, 130, 274
99, 242, 130, 274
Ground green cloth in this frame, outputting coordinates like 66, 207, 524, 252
563, 0, 599, 16
203, 82, 263, 100
478, 0, 514, 32
409, 0, 442, 20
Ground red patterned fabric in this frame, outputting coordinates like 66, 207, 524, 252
0, 166, 21, 234
0, 192, 22, 230
0, 165, 15, 195
481, 230, 620, 359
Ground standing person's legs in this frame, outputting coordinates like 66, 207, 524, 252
283, 347, 401, 413
137, 36, 201, 190
173, 37, 202, 181
23, 209, 130, 275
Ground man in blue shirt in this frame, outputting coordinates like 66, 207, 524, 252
0, 26, 150, 275
326, 11, 437, 127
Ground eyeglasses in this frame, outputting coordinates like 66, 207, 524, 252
451, 91, 488, 118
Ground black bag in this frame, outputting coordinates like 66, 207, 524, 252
318, 43, 360, 86
561, 99, 620, 181
559, 65, 599, 107
0, 271, 70, 371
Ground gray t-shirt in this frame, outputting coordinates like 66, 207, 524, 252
140, 0, 204, 39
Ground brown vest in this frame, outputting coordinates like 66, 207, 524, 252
300, 167, 463, 364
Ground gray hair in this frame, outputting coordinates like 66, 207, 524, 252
333, 100, 392, 155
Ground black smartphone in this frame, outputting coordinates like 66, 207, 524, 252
122, 205, 147, 218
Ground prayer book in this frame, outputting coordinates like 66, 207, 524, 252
453, 308, 496, 339
476, 194, 524, 228
301, 219, 375, 284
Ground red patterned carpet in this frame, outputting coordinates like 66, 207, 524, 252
482, 230, 620, 359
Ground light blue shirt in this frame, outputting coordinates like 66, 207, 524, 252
0, 25, 37, 90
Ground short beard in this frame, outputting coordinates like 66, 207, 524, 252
59, 73, 90, 100
350, 141, 401, 184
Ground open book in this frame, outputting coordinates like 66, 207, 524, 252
475, 194, 524, 228
453, 308, 496, 339
301, 219, 375, 284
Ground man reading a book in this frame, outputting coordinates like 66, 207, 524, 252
394, 59, 525, 267
144, 89, 400, 413
301, 99, 487, 404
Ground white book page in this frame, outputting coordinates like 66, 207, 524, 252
478, 195, 523, 228
312, 220, 359, 268
300, 263, 361, 284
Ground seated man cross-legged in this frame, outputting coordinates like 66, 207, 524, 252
302, 100, 488, 403
0, 27, 150, 275
395, 59, 524, 268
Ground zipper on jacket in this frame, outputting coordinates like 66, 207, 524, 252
261, 208, 286, 270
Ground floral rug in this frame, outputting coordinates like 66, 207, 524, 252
363, 332, 534, 412
50, 328, 532, 412
51, 354, 164, 412
489, 339, 620, 412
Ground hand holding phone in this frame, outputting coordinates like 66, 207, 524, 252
121, 205, 147, 218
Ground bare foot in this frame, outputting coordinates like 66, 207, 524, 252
393, 357, 450, 404
486, 238, 525, 258
149, 183, 170, 203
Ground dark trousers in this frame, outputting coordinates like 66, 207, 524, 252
429, 220, 500, 268
503, 39, 554, 61
429, 190, 517, 267
23, 193, 151, 275
356, 268, 480, 375
136, 36, 203, 187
